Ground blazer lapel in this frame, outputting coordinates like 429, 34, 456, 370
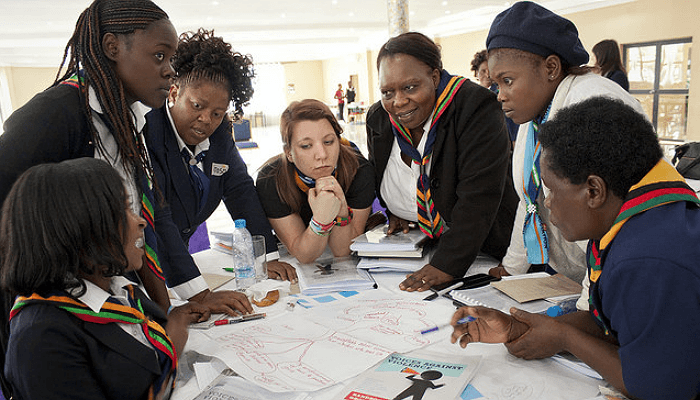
164, 123, 198, 224
83, 322, 162, 375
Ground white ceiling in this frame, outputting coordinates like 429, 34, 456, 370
0, 0, 632, 68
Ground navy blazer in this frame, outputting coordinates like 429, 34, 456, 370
145, 107, 277, 272
5, 288, 168, 400
367, 79, 518, 277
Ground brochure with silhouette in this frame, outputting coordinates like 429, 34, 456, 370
341, 350, 481, 400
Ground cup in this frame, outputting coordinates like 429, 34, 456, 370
252, 235, 267, 281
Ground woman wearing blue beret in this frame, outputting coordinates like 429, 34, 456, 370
485, 1, 646, 288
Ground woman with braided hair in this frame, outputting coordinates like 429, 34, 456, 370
0, 0, 178, 396
146, 29, 297, 310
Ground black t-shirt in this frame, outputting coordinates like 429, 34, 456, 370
346, 88, 356, 103
256, 153, 375, 225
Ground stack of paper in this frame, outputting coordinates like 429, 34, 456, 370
451, 273, 580, 315
209, 231, 233, 255
356, 253, 430, 272
350, 225, 429, 258
296, 256, 377, 296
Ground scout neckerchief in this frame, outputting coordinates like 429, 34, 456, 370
10, 286, 177, 399
292, 137, 358, 193
388, 69, 466, 238
60, 74, 165, 281
522, 103, 552, 264
587, 160, 700, 334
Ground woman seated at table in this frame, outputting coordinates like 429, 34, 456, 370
256, 99, 375, 263
451, 97, 700, 400
146, 28, 297, 301
2, 158, 209, 400
366, 32, 518, 291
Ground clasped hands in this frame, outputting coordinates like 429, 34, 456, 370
450, 305, 570, 360
308, 176, 348, 225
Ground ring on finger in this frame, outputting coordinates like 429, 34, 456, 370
421, 279, 427, 284
458, 332, 470, 343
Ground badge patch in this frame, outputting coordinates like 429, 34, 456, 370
212, 163, 229, 176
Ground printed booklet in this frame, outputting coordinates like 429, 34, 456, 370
341, 350, 481, 400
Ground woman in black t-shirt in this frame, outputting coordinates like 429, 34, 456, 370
256, 99, 375, 263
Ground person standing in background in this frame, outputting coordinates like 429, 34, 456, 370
346, 81, 356, 104
335, 83, 345, 121
592, 39, 630, 91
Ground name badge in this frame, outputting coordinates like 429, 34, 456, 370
211, 163, 229, 176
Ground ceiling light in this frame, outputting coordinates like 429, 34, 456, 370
211, 1, 219, 5
442, 1, 448, 5
349, 11, 355, 17
445, 10, 451, 14
280, 13, 286, 18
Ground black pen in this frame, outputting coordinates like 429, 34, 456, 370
423, 281, 464, 301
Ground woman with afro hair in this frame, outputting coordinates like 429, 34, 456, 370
146, 29, 297, 315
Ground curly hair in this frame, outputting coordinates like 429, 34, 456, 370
470, 49, 488, 75
538, 97, 662, 199
172, 28, 255, 118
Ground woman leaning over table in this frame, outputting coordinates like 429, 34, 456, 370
483, 2, 647, 288
256, 99, 375, 264
145, 29, 297, 304
366, 31, 519, 292
2, 158, 209, 400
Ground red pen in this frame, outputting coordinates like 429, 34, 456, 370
213, 312, 266, 326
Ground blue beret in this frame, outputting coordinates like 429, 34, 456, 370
486, 1, 589, 66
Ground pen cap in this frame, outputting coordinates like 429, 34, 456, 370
234, 219, 247, 228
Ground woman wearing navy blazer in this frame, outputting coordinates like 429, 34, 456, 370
2, 158, 209, 400
146, 29, 297, 310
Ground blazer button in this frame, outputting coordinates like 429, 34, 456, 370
431, 178, 440, 189
182, 228, 191, 234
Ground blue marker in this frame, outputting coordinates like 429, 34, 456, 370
420, 316, 476, 335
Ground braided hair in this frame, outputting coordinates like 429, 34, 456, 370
171, 29, 255, 120
54, 0, 169, 178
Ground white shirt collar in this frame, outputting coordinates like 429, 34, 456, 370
165, 104, 210, 157
71, 275, 135, 313
88, 85, 149, 133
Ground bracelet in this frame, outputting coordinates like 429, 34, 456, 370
335, 207, 354, 226
309, 218, 335, 236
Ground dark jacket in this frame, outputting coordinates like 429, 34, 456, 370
366, 80, 518, 277
5, 287, 168, 400
145, 106, 277, 256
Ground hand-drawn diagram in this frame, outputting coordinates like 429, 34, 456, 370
307, 291, 456, 353
190, 291, 454, 393
193, 315, 391, 392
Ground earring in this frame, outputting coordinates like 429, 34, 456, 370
168, 101, 174, 108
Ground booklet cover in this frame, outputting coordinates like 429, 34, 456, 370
350, 225, 429, 253
296, 255, 377, 296
341, 350, 481, 400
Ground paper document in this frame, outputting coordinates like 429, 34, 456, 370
351, 225, 428, 252
490, 274, 582, 303
296, 256, 376, 295
340, 350, 482, 400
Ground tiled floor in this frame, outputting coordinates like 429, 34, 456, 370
205, 121, 368, 236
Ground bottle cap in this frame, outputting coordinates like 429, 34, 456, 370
234, 219, 247, 228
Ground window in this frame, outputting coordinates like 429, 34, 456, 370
624, 38, 692, 147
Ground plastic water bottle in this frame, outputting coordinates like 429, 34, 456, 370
232, 219, 255, 290
545, 298, 578, 317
